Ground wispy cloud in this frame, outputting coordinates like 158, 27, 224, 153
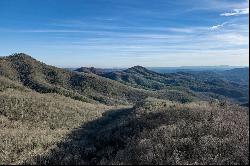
212, 33, 249, 45
186, 0, 249, 12
220, 8, 249, 16
209, 22, 228, 30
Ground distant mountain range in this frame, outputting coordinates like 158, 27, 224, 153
0, 53, 248, 105
75, 65, 249, 105
148, 66, 247, 73
66, 65, 247, 74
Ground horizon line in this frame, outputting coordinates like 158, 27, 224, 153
61, 65, 249, 69
1, 54, 249, 69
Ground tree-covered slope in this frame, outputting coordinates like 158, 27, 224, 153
0, 53, 199, 104
218, 67, 249, 85
0, 54, 153, 105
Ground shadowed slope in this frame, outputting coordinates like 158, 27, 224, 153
24, 98, 249, 165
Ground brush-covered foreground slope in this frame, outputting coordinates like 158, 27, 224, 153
24, 98, 249, 165
99, 66, 248, 104
0, 76, 128, 164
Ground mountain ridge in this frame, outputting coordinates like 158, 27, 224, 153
98, 64, 249, 104
0, 53, 152, 105
1, 53, 207, 104
0, 53, 248, 105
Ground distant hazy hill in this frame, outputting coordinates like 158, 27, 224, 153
102, 66, 168, 90
75, 67, 106, 75
148, 66, 245, 73
75, 67, 123, 74
74, 67, 123, 75
218, 67, 249, 85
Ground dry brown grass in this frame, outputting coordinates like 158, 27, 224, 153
112, 99, 249, 165
20, 98, 249, 165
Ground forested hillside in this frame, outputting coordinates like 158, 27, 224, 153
78, 65, 249, 104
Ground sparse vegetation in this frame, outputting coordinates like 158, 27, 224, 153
0, 54, 249, 165
21, 98, 249, 165
0, 77, 127, 164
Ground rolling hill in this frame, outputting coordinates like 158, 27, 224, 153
0, 53, 154, 105
217, 68, 249, 85
0, 54, 201, 104
80, 65, 249, 104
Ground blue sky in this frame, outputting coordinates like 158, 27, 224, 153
0, 0, 249, 67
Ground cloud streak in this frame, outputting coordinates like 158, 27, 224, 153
220, 8, 249, 16
212, 33, 249, 45
209, 22, 228, 30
